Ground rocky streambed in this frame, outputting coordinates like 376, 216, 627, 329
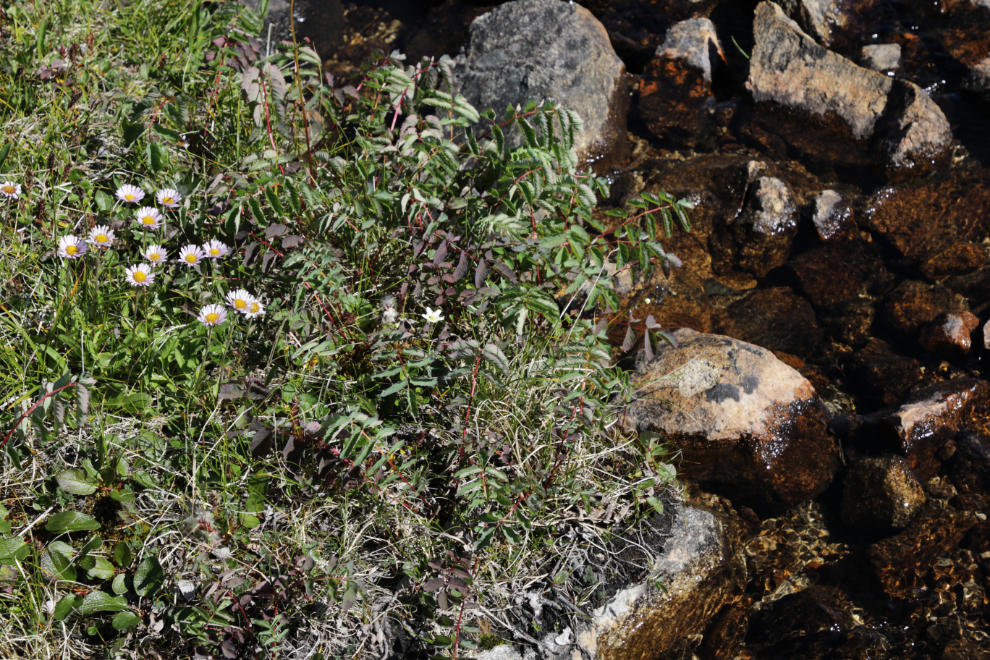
273, 0, 990, 657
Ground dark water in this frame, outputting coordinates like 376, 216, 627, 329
303, 1, 990, 658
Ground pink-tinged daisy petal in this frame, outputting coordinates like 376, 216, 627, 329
144, 244, 166, 265
57, 235, 88, 259
87, 225, 115, 248
178, 244, 206, 266
245, 297, 265, 319
134, 206, 163, 230
124, 264, 155, 287
203, 239, 229, 259
198, 304, 227, 326
156, 188, 182, 208
225, 289, 253, 313
0, 181, 22, 200
116, 184, 145, 204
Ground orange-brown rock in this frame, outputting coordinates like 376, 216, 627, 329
918, 311, 981, 358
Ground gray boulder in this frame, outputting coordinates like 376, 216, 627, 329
774, 0, 848, 46
860, 44, 902, 72
623, 329, 838, 509
656, 18, 722, 84
454, 0, 627, 170
748, 2, 951, 175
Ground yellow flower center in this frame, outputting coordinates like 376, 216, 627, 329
149, 253, 160, 261
2, 185, 15, 194
234, 298, 246, 309
95, 234, 108, 243
249, 302, 260, 313
210, 249, 220, 256
125, 194, 135, 201
66, 245, 78, 255
206, 313, 220, 324
185, 254, 197, 263
134, 271, 147, 283
142, 215, 155, 225
162, 196, 174, 205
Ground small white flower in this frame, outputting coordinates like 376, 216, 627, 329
245, 297, 265, 319
226, 289, 253, 313
178, 244, 206, 266
644, 298, 651, 305
0, 181, 21, 200
422, 307, 443, 324
124, 263, 155, 287
87, 225, 115, 248
198, 304, 227, 327
134, 206, 163, 230
203, 239, 229, 259
156, 188, 182, 208
57, 235, 87, 259
144, 244, 166, 265
116, 184, 145, 204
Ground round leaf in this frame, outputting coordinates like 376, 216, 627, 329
55, 469, 98, 496
79, 591, 128, 615
113, 542, 132, 567
133, 555, 164, 597
46, 511, 101, 533
111, 610, 141, 631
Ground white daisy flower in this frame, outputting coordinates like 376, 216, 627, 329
422, 307, 443, 324
144, 244, 166, 265
134, 206, 163, 230
57, 235, 88, 259
124, 263, 155, 287
87, 225, 115, 249
245, 298, 265, 319
225, 289, 253, 313
203, 239, 229, 259
116, 184, 145, 204
198, 304, 227, 326
156, 188, 182, 208
178, 244, 206, 266
0, 181, 21, 200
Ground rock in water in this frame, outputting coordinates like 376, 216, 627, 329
841, 455, 926, 529
747, 2, 951, 176
623, 329, 838, 509
454, 0, 627, 170
963, 57, 990, 107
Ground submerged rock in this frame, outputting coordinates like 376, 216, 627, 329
918, 311, 980, 359
846, 338, 922, 404
711, 175, 799, 278
639, 18, 722, 149
624, 329, 838, 509
713, 286, 821, 358
964, 57, 990, 106
879, 280, 967, 341
841, 454, 926, 529
454, 0, 627, 170
746, 585, 855, 647
920, 242, 986, 281
747, 2, 951, 175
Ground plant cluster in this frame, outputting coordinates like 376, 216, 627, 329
0, 0, 688, 658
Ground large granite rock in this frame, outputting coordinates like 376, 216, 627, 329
747, 2, 951, 175
454, 0, 627, 170
624, 329, 838, 509
774, 0, 849, 46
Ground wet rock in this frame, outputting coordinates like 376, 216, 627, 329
786, 247, 864, 307
942, 639, 990, 660
581, 503, 746, 660
862, 379, 990, 479
773, 0, 850, 46
624, 329, 838, 509
963, 57, 990, 106
921, 243, 986, 281
841, 454, 926, 529
820, 298, 875, 347
241, 0, 344, 54
638, 18, 723, 149
846, 338, 922, 404
944, 269, 990, 304
860, 43, 902, 72
454, 0, 627, 171
623, 269, 713, 334
948, 432, 990, 501
918, 311, 981, 359
747, 2, 951, 175
711, 176, 799, 278
713, 286, 821, 358
870, 506, 981, 599
811, 189, 857, 243
864, 173, 990, 266
879, 280, 967, 342
746, 585, 855, 647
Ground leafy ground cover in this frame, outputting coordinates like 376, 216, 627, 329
0, 1, 687, 657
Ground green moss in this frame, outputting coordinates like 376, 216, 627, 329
478, 633, 507, 651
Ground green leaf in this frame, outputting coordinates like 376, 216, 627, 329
239, 513, 261, 528
42, 546, 77, 582
46, 511, 101, 533
146, 142, 165, 174
56, 469, 98, 495
0, 142, 11, 169
133, 555, 164, 597
93, 190, 113, 212
79, 591, 128, 615
0, 538, 29, 563
112, 573, 129, 595
53, 595, 83, 621
112, 610, 142, 631
87, 556, 116, 580
113, 542, 132, 567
